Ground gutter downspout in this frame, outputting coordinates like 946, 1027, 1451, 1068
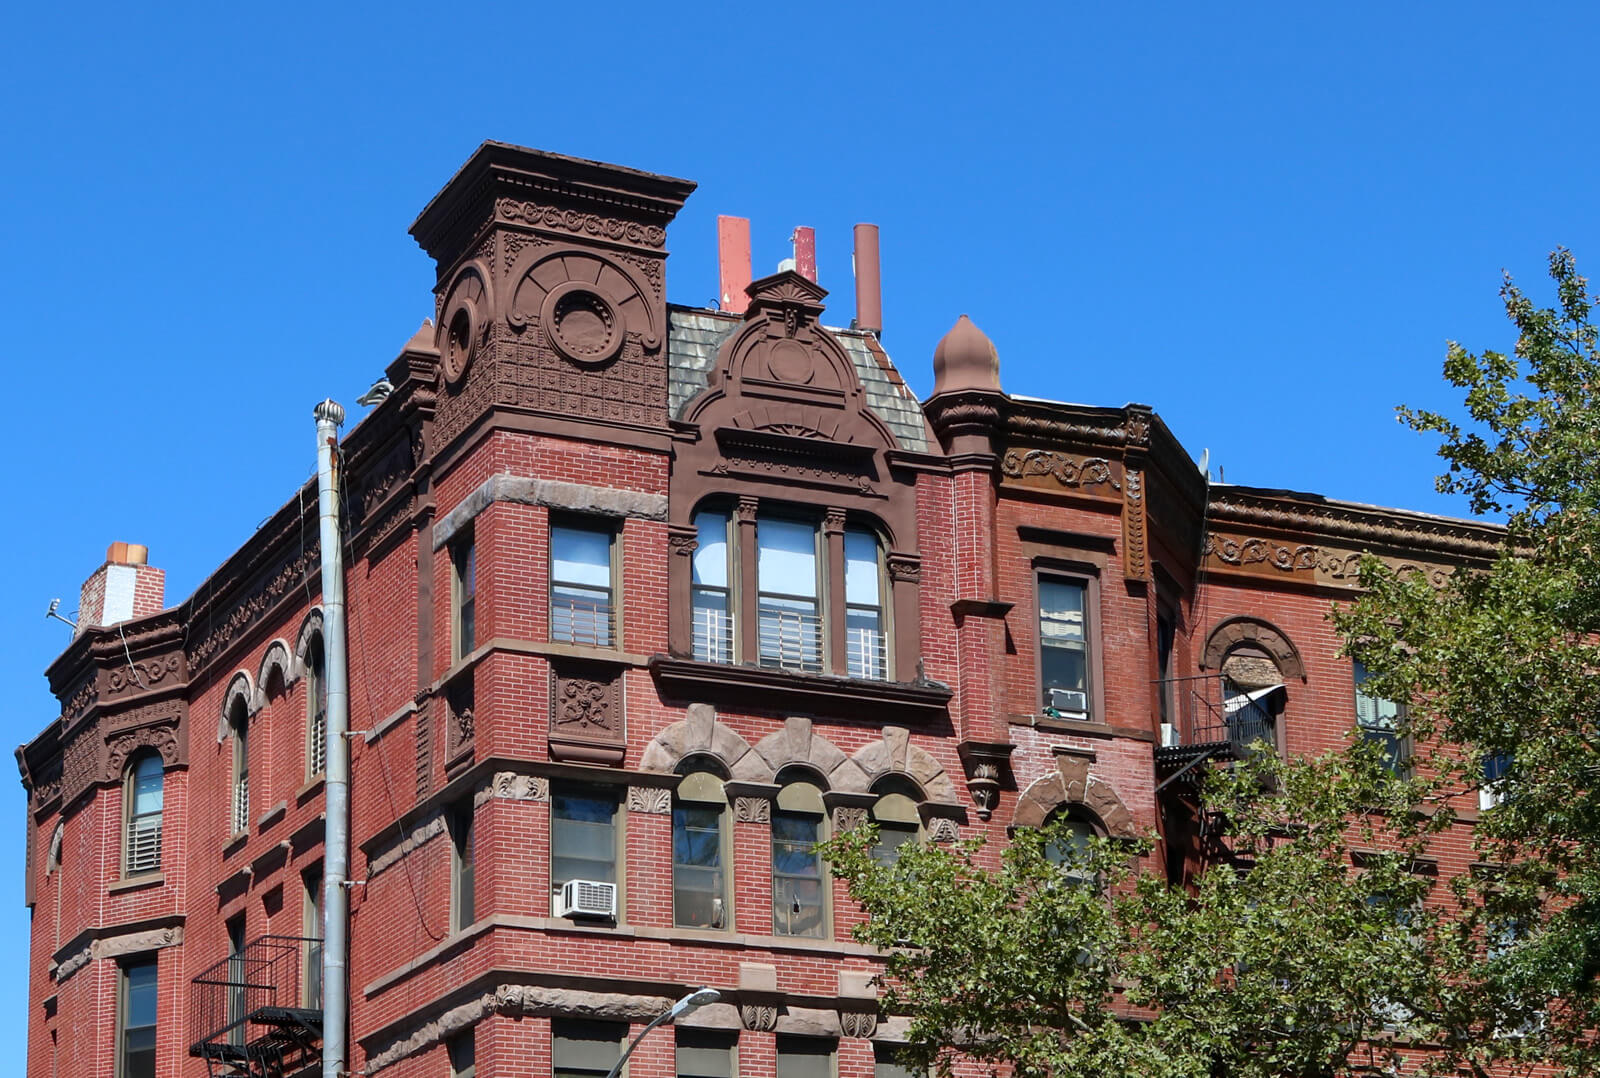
315, 399, 350, 1078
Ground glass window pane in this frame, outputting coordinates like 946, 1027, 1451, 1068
844, 528, 880, 607
1039, 579, 1085, 643
553, 792, 616, 887
693, 512, 729, 588
125, 960, 158, 1026
132, 756, 163, 814
1041, 645, 1086, 693
777, 1037, 834, 1078
553, 525, 612, 588
758, 518, 817, 599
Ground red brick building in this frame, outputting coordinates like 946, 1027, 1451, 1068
17, 143, 1505, 1078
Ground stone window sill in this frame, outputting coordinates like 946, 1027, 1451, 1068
109, 873, 164, 895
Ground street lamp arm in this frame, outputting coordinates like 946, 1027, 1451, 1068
602, 988, 721, 1078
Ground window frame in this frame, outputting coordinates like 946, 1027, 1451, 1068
549, 516, 619, 649
690, 501, 893, 681
452, 532, 477, 663
553, 1018, 627, 1078
776, 1036, 837, 1078
772, 780, 829, 939
869, 788, 923, 867
118, 955, 159, 1078
449, 799, 476, 933
676, 1028, 736, 1078
229, 699, 250, 836
306, 634, 328, 781
1034, 565, 1101, 721
1353, 660, 1409, 775
122, 750, 164, 879
672, 769, 730, 930
550, 783, 623, 917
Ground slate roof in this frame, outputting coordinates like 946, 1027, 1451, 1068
665, 305, 932, 453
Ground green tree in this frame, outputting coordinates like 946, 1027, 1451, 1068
826, 251, 1600, 1077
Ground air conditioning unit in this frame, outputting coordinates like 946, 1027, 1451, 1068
1049, 688, 1088, 716
555, 879, 616, 920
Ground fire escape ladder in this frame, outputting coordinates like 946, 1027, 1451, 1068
189, 935, 323, 1078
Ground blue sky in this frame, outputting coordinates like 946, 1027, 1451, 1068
4, 0, 1596, 1044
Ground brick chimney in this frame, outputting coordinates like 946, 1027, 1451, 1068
77, 543, 165, 633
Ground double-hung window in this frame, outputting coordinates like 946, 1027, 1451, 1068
552, 786, 619, 903
678, 1030, 735, 1078
553, 1020, 625, 1078
777, 1037, 835, 1078
773, 781, 827, 938
1039, 576, 1091, 717
306, 637, 327, 779
1354, 661, 1405, 774
119, 957, 158, 1078
449, 801, 476, 932
844, 529, 886, 679
869, 791, 921, 867
124, 752, 163, 877
673, 771, 728, 929
551, 521, 615, 647
758, 516, 823, 673
229, 700, 250, 835
692, 511, 733, 663
1482, 750, 1514, 810
453, 537, 476, 662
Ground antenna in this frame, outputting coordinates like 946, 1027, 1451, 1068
45, 599, 77, 630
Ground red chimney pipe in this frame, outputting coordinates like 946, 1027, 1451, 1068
718, 215, 751, 314
853, 223, 882, 335
791, 226, 816, 282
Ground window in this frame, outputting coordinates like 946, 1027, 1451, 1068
692, 510, 733, 663
1039, 575, 1091, 716
759, 516, 823, 672
776, 1037, 835, 1078
1482, 750, 1513, 810
229, 699, 250, 835
302, 869, 323, 1008
1221, 674, 1284, 753
692, 506, 890, 680
123, 752, 163, 877
118, 957, 158, 1078
453, 536, 476, 662
773, 781, 827, 938
1156, 610, 1176, 728
844, 528, 886, 679
553, 1020, 625, 1078
1043, 814, 1100, 887
552, 786, 619, 897
551, 520, 615, 647
225, 916, 246, 1046
450, 801, 476, 932
677, 1030, 734, 1078
448, 1030, 476, 1078
1354, 661, 1404, 773
306, 636, 327, 779
870, 791, 921, 867
673, 771, 728, 929
874, 1045, 922, 1078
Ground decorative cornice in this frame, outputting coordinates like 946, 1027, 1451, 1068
1207, 488, 1505, 561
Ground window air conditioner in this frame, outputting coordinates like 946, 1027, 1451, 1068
1049, 688, 1089, 716
555, 879, 617, 920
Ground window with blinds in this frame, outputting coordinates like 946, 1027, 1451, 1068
676, 1030, 734, 1078
776, 1037, 834, 1078
124, 753, 163, 877
553, 1020, 625, 1078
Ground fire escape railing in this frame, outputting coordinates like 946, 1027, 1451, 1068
190, 934, 322, 1078
1154, 674, 1278, 788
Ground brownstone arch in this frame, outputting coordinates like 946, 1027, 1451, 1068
1013, 754, 1138, 840
1200, 615, 1305, 680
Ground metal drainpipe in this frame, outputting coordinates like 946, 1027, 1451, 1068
314, 399, 350, 1078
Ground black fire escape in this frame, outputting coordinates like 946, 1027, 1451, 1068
1154, 672, 1281, 791
190, 935, 323, 1078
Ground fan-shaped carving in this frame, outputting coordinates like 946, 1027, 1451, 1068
438, 264, 491, 385
508, 250, 661, 359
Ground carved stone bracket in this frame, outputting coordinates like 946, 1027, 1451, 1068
956, 740, 1015, 821
839, 1010, 879, 1038
885, 553, 921, 584
627, 786, 671, 815
740, 1003, 778, 1032
734, 796, 771, 824
1121, 466, 1150, 583
489, 772, 549, 803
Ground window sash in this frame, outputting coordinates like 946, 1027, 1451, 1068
551, 524, 615, 647
552, 791, 618, 890
677, 1032, 735, 1078
773, 812, 825, 938
231, 724, 250, 835
454, 540, 477, 661
554, 1021, 626, 1078
1039, 576, 1091, 711
452, 805, 475, 931
673, 803, 725, 928
120, 958, 158, 1078
777, 1037, 834, 1078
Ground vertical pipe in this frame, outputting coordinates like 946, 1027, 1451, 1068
314, 399, 349, 1078
852, 223, 882, 336
717, 215, 751, 315
791, 226, 816, 282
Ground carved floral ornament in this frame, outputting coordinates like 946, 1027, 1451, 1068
106, 724, 179, 781
554, 678, 613, 732
1001, 449, 1122, 492
1203, 533, 1453, 590
106, 654, 182, 696
497, 198, 667, 249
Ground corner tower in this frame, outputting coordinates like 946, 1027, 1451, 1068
410, 142, 697, 453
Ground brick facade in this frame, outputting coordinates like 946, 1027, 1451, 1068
17, 142, 1508, 1078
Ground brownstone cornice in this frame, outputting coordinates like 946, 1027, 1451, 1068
1207, 486, 1507, 561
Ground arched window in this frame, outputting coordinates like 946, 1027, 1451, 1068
306, 635, 327, 780
1043, 812, 1100, 887
1220, 645, 1286, 754
673, 768, 729, 929
124, 752, 163, 876
870, 790, 922, 866
772, 780, 827, 938
230, 698, 250, 835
